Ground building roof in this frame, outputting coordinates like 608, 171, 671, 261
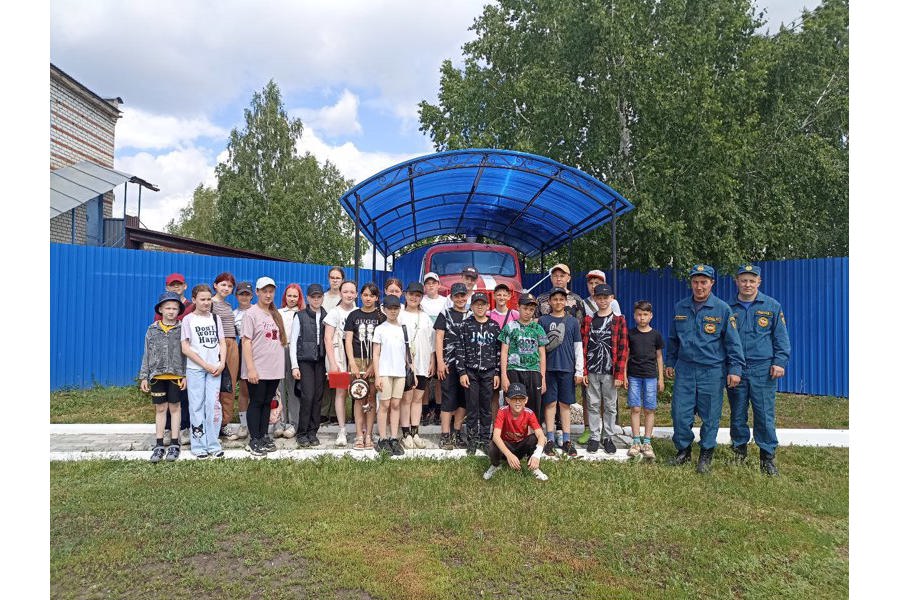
339, 149, 634, 258
50, 161, 158, 219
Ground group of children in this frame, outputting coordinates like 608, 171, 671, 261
139, 266, 666, 481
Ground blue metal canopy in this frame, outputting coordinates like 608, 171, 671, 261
339, 149, 634, 258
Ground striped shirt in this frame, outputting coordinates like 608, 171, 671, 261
211, 298, 237, 339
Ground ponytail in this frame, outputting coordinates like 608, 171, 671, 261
268, 303, 288, 347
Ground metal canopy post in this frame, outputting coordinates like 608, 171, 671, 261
353, 193, 362, 284
123, 183, 128, 219
372, 223, 378, 276
137, 186, 142, 223
611, 208, 618, 292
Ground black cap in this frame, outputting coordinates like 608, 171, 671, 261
306, 283, 324, 296
461, 266, 478, 278
518, 292, 538, 305
593, 283, 614, 296
405, 281, 424, 294
549, 287, 568, 297
471, 292, 489, 304
235, 281, 253, 295
506, 382, 528, 399
450, 282, 468, 296
382, 295, 401, 308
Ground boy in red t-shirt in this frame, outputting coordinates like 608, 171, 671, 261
484, 382, 549, 481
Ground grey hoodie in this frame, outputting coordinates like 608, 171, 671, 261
138, 321, 187, 380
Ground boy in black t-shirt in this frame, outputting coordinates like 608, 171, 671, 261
624, 300, 665, 460
457, 292, 502, 454
435, 283, 472, 449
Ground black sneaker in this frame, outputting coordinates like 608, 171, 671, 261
455, 429, 468, 449
196, 453, 209, 460
670, 446, 692, 466
212, 450, 225, 459
586, 439, 600, 454
377, 438, 390, 454
440, 433, 454, 450
759, 451, 779, 476
165, 445, 181, 461
149, 446, 165, 463
246, 439, 266, 457
602, 438, 617, 454
262, 436, 277, 452
732, 443, 748, 462
296, 435, 311, 448
562, 441, 578, 458
389, 438, 405, 456
544, 440, 558, 456
308, 435, 321, 447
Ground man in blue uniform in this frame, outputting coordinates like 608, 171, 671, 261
665, 265, 745, 474
726, 264, 791, 476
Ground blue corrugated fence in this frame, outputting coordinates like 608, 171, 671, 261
51, 244, 848, 396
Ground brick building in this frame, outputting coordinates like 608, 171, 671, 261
50, 63, 124, 244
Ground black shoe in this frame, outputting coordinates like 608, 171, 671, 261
670, 446, 692, 466
309, 435, 321, 447
389, 438, 405, 456
602, 438, 617, 455
262, 436, 277, 452
562, 441, 578, 458
440, 433, 454, 450
296, 435, 310, 448
544, 440, 558, 456
732, 443, 748, 462
377, 438, 390, 454
759, 451, 779, 476
246, 439, 266, 457
213, 450, 225, 459
149, 445, 165, 463
455, 429, 468, 449
696, 448, 714, 474
586, 439, 600, 453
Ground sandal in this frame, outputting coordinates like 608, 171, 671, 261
353, 437, 365, 450
364, 436, 374, 450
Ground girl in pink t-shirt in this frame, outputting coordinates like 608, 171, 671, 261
241, 277, 287, 456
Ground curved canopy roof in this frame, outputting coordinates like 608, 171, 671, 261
338, 149, 634, 258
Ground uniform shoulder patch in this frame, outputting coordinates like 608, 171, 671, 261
780, 313, 786, 326
703, 323, 717, 334
729, 314, 737, 329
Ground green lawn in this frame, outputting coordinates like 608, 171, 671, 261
51, 384, 849, 429
50, 446, 848, 599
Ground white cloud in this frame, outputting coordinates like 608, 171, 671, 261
116, 107, 228, 150
293, 90, 362, 138
113, 147, 217, 231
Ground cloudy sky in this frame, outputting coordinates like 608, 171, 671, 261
50, 0, 821, 234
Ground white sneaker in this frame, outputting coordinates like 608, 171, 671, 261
225, 424, 239, 441
237, 425, 249, 439
282, 424, 296, 439
533, 469, 549, 482
413, 433, 427, 449
483, 464, 502, 480
273, 422, 285, 438
335, 428, 347, 447
179, 428, 190, 445
402, 434, 416, 450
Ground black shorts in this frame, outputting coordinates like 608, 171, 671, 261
415, 374, 432, 391
440, 369, 463, 412
150, 378, 182, 405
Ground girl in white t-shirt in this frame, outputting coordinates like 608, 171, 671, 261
275, 283, 304, 439
399, 282, 435, 449
323, 266, 345, 311
180, 284, 226, 458
323, 280, 357, 447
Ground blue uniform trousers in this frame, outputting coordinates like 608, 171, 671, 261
672, 360, 725, 451
726, 362, 778, 454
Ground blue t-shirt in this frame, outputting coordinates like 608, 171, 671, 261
539, 314, 580, 373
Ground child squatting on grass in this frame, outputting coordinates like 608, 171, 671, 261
483, 382, 549, 481
624, 300, 665, 460
139, 291, 188, 463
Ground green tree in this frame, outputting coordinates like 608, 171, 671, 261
419, 0, 848, 275
166, 184, 218, 241
209, 80, 361, 263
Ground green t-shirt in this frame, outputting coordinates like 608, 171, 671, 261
499, 319, 549, 372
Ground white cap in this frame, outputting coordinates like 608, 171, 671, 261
586, 269, 606, 281
423, 272, 440, 283
255, 276, 276, 290
549, 263, 570, 275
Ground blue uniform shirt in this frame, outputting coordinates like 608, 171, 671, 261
666, 292, 745, 376
728, 291, 791, 368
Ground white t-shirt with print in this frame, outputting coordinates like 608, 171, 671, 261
400, 308, 435, 376
323, 304, 354, 371
372, 320, 408, 378
181, 312, 224, 370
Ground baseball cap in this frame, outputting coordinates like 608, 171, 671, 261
549, 287, 567, 298
405, 281, 425, 294
471, 292, 489, 304
461, 266, 478, 279
450, 282, 468, 296
592, 283, 614, 296
586, 269, 607, 281
690, 264, 716, 279
549, 263, 570, 275
306, 283, 324, 296
737, 264, 761, 277
255, 276, 276, 289
518, 292, 538, 305
382, 295, 401, 308
155, 291, 185, 315
423, 272, 440, 283
235, 281, 252, 295
165, 273, 185, 286
506, 382, 528, 399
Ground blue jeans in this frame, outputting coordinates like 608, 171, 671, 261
671, 361, 725, 451
627, 377, 658, 410
726, 362, 778, 454
186, 368, 223, 456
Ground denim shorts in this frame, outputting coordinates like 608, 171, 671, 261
627, 376, 658, 410
543, 370, 576, 405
